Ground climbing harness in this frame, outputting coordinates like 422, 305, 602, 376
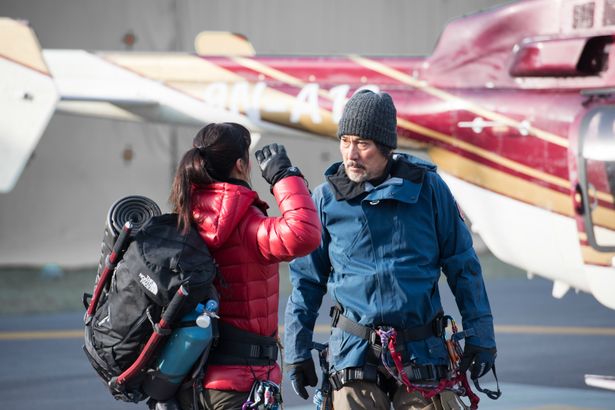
327, 305, 501, 408
377, 316, 497, 410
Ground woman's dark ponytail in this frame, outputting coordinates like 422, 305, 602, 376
169, 123, 251, 233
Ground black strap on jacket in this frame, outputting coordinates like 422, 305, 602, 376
403, 363, 449, 381
330, 306, 444, 344
208, 322, 278, 366
329, 366, 383, 391
328, 363, 449, 392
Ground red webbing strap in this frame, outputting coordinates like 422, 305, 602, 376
385, 329, 479, 409
86, 222, 133, 320
459, 372, 480, 409
115, 319, 169, 385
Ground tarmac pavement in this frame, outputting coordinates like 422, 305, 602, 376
1, 274, 614, 409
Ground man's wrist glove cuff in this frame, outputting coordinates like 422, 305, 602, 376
286, 358, 318, 400
459, 343, 497, 380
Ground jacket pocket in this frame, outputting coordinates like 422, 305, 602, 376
342, 222, 369, 260
405, 336, 449, 366
425, 337, 449, 363
328, 327, 366, 369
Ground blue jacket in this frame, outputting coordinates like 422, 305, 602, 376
284, 153, 495, 372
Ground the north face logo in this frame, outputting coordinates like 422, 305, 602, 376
139, 273, 158, 295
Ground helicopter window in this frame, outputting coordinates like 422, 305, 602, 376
578, 107, 615, 251
598, 113, 615, 202
583, 109, 615, 205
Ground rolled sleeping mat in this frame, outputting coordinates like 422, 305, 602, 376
107, 195, 162, 237
96, 196, 162, 277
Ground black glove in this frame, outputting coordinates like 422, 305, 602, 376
254, 143, 302, 187
459, 343, 497, 379
286, 358, 318, 400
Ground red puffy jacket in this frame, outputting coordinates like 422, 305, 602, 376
191, 176, 321, 392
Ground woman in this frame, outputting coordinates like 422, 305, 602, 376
169, 123, 321, 409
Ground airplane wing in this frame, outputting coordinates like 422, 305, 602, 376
44, 49, 254, 128
0, 19, 313, 193
0, 18, 58, 193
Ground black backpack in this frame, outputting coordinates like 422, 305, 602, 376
83, 207, 218, 403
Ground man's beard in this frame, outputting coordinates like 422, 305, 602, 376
344, 161, 368, 183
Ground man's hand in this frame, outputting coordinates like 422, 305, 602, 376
459, 343, 497, 379
254, 143, 302, 186
286, 358, 318, 400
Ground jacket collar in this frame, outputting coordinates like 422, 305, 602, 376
325, 163, 368, 201
325, 153, 434, 202
226, 177, 252, 190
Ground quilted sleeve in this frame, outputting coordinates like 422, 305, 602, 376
253, 176, 322, 262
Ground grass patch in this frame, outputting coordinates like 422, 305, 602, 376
479, 252, 525, 279
0, 266, 97, 316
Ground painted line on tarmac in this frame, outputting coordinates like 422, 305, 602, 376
0, 330, 82, 340
494, 324, 615, 336
2, 324, 615, 341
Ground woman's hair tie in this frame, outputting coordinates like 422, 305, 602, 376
194, 145, 207, 157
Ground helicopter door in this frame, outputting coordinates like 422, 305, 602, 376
576, 106, 615, 252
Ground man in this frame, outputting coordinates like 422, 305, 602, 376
284, 90, 497, 409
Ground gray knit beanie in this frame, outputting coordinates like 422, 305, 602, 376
337, 89, 397, 149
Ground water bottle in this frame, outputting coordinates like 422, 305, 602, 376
142, 300, 218, 401
313, 389, 325, 410
313, 388, 333, 410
